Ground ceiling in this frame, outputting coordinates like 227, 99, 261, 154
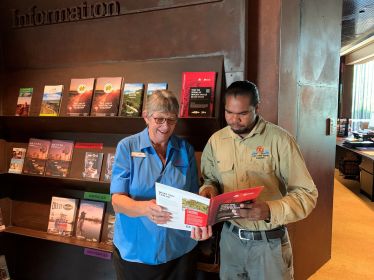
341, 0, 374, 50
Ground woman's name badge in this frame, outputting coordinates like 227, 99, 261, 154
131, 152, 146, 158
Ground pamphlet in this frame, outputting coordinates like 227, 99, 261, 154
40, 85, 63, 116
8, 147, 27, 174
155, 183, 263, 231
179, 72, 216, 117
15, 87, 33, 116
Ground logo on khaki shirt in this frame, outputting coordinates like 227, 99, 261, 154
251, 146, 270, 159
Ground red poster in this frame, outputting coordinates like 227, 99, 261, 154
179, 72, 216, 118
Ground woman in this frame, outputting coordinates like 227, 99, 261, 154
111, 90, 211, 280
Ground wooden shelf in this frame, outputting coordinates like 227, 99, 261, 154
0, 116, 144, 135
0, 55, 225, 279
0, 116, 221, 134
3, 226, 218, 273
0, 116, 221, 150
4, 226, 113, 252
2, 173, 110, 194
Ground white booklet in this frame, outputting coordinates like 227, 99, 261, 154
155, 182, 263, 231
156, 182, 209, 231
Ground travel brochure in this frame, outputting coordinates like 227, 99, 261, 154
179, 72, 217, 117
8, 137, 113, 182
47, 196, 79, 237
75, 199, 105, 242
90, 77, 123, 116
46, 196, 110, 244
44, 140, 74, 177
66, 78, 95, 116
15, 87, 33, 116
119, 83, 144, 117
8, 147, 27, 174
39, 85, 63, 116
14, 72, 217, 118
155, 183, 263, 231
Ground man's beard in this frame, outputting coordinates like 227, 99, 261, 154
230, 126, 252, 135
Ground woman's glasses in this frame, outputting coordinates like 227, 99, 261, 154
152, 116, 178, 125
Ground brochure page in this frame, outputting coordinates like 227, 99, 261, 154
155, 182, 210, 231
155, 183, 263, 230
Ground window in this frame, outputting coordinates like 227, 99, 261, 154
351, 59, 374, 120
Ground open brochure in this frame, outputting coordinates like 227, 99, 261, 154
155, 182, 263, 231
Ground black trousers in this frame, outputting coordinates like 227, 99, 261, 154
113, 246, 197, 280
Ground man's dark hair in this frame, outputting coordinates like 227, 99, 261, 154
225, 80, 260, 106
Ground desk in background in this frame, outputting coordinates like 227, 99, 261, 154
336, 138, 374, 201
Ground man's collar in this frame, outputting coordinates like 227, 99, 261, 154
222, 116, 266, 140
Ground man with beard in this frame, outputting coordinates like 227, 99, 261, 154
200, 81, 318, 280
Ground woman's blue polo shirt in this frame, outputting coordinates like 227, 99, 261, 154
110, 128, 199, 265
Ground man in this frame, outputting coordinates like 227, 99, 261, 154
200, 81, 318, 280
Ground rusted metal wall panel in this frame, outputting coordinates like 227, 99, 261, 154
279, 0, 342, 279
0, 0, 245, 83
246, 0, 281, 124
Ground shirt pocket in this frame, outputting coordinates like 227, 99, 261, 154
173, 161, 188, 175
247, 158, 279, 196
167, 161, 189, 190
249, 159, 274, 174
216, 155, 235, 190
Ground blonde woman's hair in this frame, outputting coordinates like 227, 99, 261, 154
145, 90, 179, 117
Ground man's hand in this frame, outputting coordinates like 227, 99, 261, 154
232, 200, 270, 221
190, 226, 212, 241
199, 185, 218, 198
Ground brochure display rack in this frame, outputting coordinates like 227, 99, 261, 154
0, 56, 224, 278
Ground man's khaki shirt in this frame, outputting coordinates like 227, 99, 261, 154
201, 116, 318, 231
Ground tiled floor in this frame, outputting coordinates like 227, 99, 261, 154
309, 171, 374, 279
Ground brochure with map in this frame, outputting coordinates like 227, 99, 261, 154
155, 183, 263, 231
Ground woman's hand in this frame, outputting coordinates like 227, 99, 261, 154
145, 199, 172, 224
190, 226, 212, 241
112, 195, 171, 223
